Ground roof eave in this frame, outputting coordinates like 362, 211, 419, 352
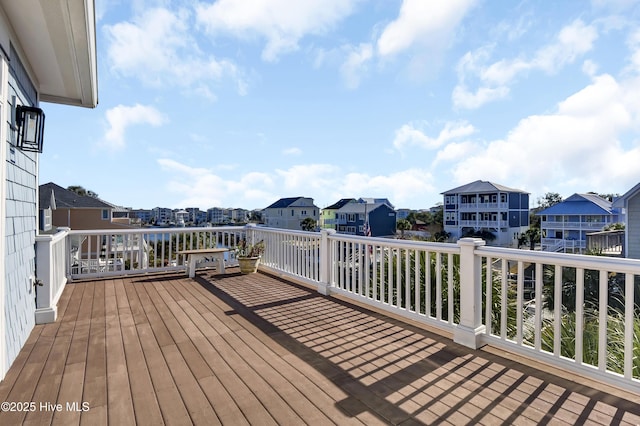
2, 0, 98, 108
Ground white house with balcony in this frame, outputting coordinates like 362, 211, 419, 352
0, 0, 97, 380
442, 180, 530, 247
537, 193, 624, 253
263, 197, 319, 230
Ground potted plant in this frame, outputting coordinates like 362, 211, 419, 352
235, 239, 264, 274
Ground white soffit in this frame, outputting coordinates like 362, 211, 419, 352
2, 0, 98, 108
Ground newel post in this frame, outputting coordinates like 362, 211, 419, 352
318, 229, 335, 295
454, 237, 486, 349
244, 223, 257, 245
35, 234, 55, 324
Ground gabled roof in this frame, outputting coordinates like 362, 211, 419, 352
39, 182, 111, 209
337, 202, 390, 214
324, 198, 355, 210
613, 182, 640, 208
357, 197, 395, 208
442, 180, 528, 195
536, 193, 613, 216
265, 197, 305, 209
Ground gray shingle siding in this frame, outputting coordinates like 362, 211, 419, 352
628, 194, 640, 259
3, 56, 38, 372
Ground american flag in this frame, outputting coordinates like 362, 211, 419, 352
363, 221, 371, 237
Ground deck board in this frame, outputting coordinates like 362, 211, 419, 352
0, 269, 639, 425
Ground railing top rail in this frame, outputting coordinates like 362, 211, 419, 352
36, 229, 69, 243
477, 245, 640, 273
328, 233, 460, 253
252, 227, 322, 239
66, 226, 246, 236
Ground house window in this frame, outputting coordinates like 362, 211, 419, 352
347, 214, 356, 222
102, 209, 109, 220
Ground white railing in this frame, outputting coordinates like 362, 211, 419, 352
458, 202, 508, 211
476, 246, 640, 392
458, 220, 508, 228
543, 221, 607, 229
542, 238, 587, 252
66, 226, 246, 279
35, 228, 69, 323
38, 225, 640, 392
250, 226, 322, 284
327, 232, 461, 331
250, 230, 640, 392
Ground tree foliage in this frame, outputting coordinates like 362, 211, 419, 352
300, 217, 317, 231
537, 192, 562, 209
67, 185, 98, 198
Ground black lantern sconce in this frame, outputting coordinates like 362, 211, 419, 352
16, 105, 45, 153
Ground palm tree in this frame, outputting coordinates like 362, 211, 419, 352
396, 219, 411, 239
300, 217, 317, 231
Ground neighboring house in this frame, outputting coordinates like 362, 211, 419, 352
320, 198, 355, 230
613, 183, 639, 259
129, 209, 153, 224
537, 193, 624, 254
396, 209, 412, 221
39, 183, 133, 231
0, 1, 98, 380
263, 197, 320, 230
152, 207, 173, 225
442, 180, 530, 247
357, 197, 395, 209
207, 207, 226, 224
336, 202, 397, 237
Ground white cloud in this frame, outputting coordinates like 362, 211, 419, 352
450, 73, 640, 197
156, 159, 435, 209
393, 121, 475, 151
376, 0, 477, 57
626, 28, 640, 73
103, 104, 167, 149
453, 19, 598, 109
451, 85, 510, 110
195, 0, 361, 62
434, 141, 479, 165
282, 147, 302, 156
105, 7, 248, 97
532, 20, 598, 72
340, 43, 373, 89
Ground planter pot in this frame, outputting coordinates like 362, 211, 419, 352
238, 256, 260, 274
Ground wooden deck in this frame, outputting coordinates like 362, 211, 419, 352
0, 268, 639, 425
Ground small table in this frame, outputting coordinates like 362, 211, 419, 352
179, 248, 229, 278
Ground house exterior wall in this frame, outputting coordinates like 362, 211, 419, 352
627, 194, 640, 259
263, 198, 319, 230
369, 205, 397, 237
443, 189, 528, 247
2, 37, 39, 375
51, 208, 132, 230
263, 206, 319, 230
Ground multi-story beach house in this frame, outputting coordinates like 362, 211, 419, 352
335, 202, 397, 237
263, 197, 319, 230
319, 198, 355, 230
442, 180, 530, 247
39, 183, 133, 231
538, 193, 624, 253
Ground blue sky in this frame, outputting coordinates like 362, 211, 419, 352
40, 0, 640, 210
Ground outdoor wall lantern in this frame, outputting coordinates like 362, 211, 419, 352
16, 105, 45, 153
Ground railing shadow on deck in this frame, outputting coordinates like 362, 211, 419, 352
190, 270, 640, 424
